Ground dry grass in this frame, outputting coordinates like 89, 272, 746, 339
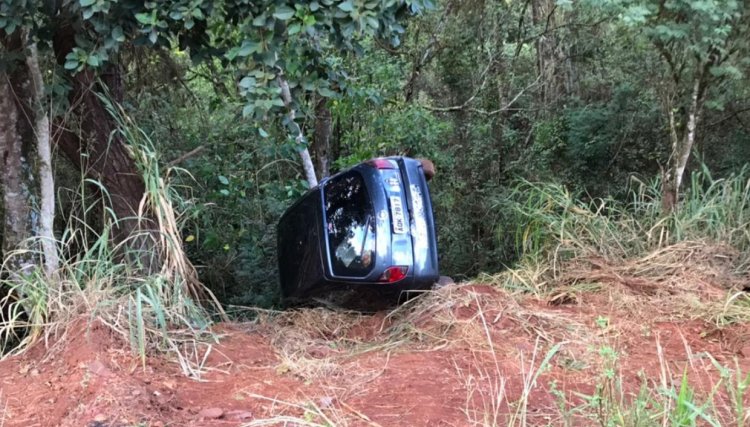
260, 285, 555, 383
242, 391, 388, 427
264, 308, 365, 380
477, 240, 750, 326
252, 235, 749, 425
0, 99, 221, 377
379, 286, 482, 348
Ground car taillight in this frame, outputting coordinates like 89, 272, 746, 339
367, 158, 396, 169
379, 266, 408, 283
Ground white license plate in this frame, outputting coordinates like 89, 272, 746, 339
390, 196, 406, 234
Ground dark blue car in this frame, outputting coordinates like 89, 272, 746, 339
277, 157, 439, 306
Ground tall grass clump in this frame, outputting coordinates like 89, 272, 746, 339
632, 166, 750, 255
0, 97, 222, 376
493, 165, 750, 289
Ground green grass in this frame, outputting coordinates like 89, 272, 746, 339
557, 350, 750, 427
522, 166, 748, 256
489, 166, 750, 295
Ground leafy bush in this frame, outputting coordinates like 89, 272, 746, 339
129, 73, 304, 309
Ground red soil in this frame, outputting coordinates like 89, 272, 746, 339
0, 284, 748, 426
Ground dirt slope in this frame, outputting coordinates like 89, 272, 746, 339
0, 280, 748, 426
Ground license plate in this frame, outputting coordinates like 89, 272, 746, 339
390, 196, 406, 234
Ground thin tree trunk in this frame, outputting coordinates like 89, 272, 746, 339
662, 77, 703, 213
278, 76, 318, 188
312, 98, 332, 179
26, 43, 59, 278
662, 105, 680, 212
532, 0, 557, 108
674, 78, 702, 191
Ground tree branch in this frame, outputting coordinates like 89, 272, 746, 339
705, 106, 750, 128
167, 146, 206, 168
424, 75, 541, 115
403, 0, 454, 102
518, 17, 609, 46
278, 75, 318, 187
420, 52, 498, 112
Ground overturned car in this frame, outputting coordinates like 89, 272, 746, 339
277, 157, 439, 306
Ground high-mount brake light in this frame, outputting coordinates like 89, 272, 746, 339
367, 158, 396, 169
379, 266, 408, 283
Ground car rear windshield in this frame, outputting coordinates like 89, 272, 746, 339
324, 171, 376, 277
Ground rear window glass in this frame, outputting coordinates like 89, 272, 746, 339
324, 171, 376, 276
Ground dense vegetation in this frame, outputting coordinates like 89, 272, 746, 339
0, 0, 748, 345
127, 0, 749, 305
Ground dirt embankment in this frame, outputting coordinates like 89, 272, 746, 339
0, 248, 749, 426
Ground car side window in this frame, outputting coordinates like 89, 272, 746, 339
324, 171, 376, 276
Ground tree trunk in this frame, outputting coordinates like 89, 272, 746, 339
661, 169, 677, 213
531, 0, 567, 110
26, 43, 59, 278
53, 26, 158, 271
0, 64, 37, 275
277, 76, 318, 188
312, 98, 332, 179
662, 77, 704, 213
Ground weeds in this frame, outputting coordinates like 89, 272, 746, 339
709, 356, 750, 427
495, 167, 750, 294
711, 291, 750, 327
550, 325, 749, 427
0, 97, 221, 376
242, 393, 371, 427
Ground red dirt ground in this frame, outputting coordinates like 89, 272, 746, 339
0, 283, 748, 426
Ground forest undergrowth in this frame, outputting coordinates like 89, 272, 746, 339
1, 139, 749, 424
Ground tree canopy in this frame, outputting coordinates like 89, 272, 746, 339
2, 0, 432, 118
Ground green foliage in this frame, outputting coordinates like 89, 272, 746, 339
128, 66, 306, 308
93, 0, 750, 303
617, 0, 748, 96
532, 85, 668, 197
1, 0, 436, 189
0, 0, 433, 118
333, 100, 451, 169
606, 0, 750, 176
